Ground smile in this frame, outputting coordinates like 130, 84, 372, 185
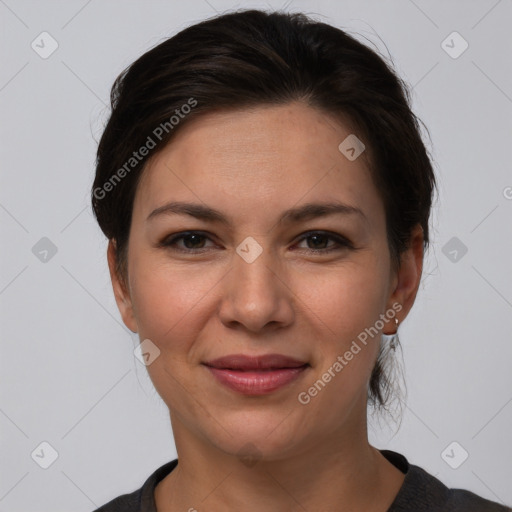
204, 365, 309, 395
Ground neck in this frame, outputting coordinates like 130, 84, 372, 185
155, 410, 405, 512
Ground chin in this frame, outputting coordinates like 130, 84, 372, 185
197, 409, 308, 462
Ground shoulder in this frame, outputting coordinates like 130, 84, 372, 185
411, 465, 511, 511
381, 450, 511, 512
91, 459, 179, 512
444, 486, 512, 512
93, 489, 142, 512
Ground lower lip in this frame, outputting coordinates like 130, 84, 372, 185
205, 365, 309, 395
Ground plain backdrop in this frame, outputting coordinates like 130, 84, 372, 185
1, 0, 511, 510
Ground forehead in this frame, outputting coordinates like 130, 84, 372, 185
133, 102, 382, 228
146, 102, 363, 174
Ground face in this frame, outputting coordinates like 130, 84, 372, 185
109, 102, 423, 461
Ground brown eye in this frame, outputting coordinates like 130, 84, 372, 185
294, 231, 352, 253
160, 231, 216, 253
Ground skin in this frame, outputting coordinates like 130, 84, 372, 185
108, 102, 424, 512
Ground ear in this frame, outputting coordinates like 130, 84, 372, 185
107, 240, 138, 333
383, 224, 424, 334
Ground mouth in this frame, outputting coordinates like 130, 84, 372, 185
202, 354, 310, 395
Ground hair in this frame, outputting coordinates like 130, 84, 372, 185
91, 9, 436, 415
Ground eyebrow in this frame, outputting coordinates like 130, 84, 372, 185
146, 201, 367, 226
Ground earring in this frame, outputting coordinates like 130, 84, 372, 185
389, 317, 399, 351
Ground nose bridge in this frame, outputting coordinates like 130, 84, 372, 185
234, 242, 276, 295
219, 238, 292, 331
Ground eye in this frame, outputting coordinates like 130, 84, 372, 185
160, 231, 217, 253
294, 231, 352, 253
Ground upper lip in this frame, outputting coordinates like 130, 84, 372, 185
203, 354, 309, 370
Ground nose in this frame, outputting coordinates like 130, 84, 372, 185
218, 244, 294, 333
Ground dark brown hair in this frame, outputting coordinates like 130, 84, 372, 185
91, 9, 436, 414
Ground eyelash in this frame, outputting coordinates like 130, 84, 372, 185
159, 231, 353, 254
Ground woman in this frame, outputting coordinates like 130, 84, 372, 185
91, 9, 510, 512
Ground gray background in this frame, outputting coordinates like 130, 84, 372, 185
1, 0, 511, 510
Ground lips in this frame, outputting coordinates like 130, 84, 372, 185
203, 353, 308, 371
203, 354, 310, 395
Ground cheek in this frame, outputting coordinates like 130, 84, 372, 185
303, 259, 389, 342
129, 259, 218, 350
296, 259, 389, 401
292, 269, 388, 432
128, 258, 221, 411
